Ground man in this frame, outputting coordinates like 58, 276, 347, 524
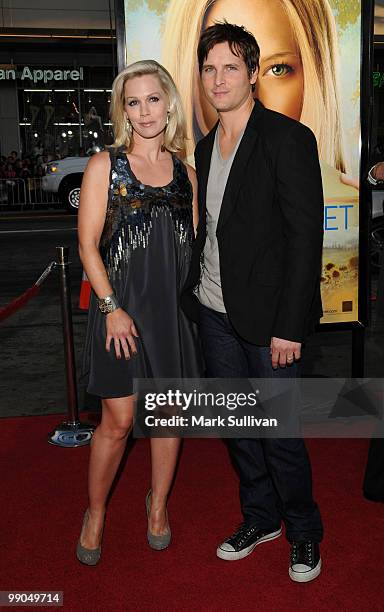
181, 23, 324, 582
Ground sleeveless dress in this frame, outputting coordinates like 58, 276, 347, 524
83, 147, 203, 398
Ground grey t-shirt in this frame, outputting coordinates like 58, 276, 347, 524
197, 125, 244, 312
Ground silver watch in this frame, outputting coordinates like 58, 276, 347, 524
97, 293, 120, 314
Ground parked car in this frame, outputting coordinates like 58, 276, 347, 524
42, 156, 90, 211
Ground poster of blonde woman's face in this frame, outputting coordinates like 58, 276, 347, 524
198, 0, 304, 134
123, 0, 362, 324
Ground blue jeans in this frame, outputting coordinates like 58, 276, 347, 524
198, 303, 323, 543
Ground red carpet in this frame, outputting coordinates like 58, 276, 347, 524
1, 414, 384, 611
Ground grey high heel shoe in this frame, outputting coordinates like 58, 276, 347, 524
76, 509, 104, 566
145, 490, 171, 550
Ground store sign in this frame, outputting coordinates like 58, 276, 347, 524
0, 66, 84, 83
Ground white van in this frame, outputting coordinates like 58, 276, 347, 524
42, 156, 90, 211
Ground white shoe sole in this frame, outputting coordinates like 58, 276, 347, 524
289, 558, 322, 583
216, 528, 282, 561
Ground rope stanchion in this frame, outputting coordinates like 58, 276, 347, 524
0, 248, 94, 446
48, 246, 95, 448
0, 261, 56, 323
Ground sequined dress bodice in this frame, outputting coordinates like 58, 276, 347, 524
99, 148, 194, 282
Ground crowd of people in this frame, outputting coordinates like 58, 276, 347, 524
0, 148, 55, 181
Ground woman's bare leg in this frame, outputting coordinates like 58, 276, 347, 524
80, 395, 135, 549
148, 438, 181, 535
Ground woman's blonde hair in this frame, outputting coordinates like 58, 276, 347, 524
162, 0, 346, 171
110, 59, 187, 156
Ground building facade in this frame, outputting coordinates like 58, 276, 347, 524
0, 0, 117, 161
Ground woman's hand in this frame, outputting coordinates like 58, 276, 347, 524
105, 309, 139, 359
340, 173, 359, 190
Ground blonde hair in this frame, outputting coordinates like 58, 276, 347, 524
110, 59, 187, 156
162, 0, 346, 171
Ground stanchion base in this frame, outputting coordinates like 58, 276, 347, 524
48, 420, 95, 447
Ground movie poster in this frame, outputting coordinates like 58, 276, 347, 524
122, 0, 362, 324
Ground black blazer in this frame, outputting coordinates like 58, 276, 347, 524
181, 99, 324, 345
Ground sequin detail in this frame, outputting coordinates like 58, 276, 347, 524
100, 149, 194, 280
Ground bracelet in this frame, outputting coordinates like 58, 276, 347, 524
97, 293, 120, 314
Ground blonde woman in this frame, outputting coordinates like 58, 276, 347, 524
77, 60, 202, 564
162, 0, 358, 190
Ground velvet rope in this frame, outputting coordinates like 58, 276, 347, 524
0, 261, 56, 323
0, 285, 41, 322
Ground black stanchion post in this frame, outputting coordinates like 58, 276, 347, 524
352, 325, 365, 378
58, 245, 78, 423
48, 246, 95, 447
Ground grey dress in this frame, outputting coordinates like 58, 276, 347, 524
82, 147, 203, 398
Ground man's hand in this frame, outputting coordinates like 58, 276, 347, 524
372, 162, 384, 182
270, 337, 301, 369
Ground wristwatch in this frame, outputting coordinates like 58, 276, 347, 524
97, 293, 120, 314
368, 165, 378, 186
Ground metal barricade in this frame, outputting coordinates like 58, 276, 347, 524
26, 178, 61, 208
0, 178, 27, 208
0, 177, 61, 209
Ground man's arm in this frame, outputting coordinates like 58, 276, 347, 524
272, 122, 324, 345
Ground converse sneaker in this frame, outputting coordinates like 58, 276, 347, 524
217, 523, 282, 561
289, 540, 322, 582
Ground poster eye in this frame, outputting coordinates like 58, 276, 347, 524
271, 64, 292, 77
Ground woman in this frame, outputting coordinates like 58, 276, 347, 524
162, 0, 357, 188
77, 60, 202, 565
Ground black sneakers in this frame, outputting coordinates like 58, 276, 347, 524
217, 527, 322, 582
216, 523, 282, 560
289, 540, 322, 582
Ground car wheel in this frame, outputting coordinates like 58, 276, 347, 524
67, 186, 81, 209
371, 216, 384, 272
60, 179, 82, 212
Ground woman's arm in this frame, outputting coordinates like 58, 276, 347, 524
78, 151, 113, 298
78, 151, 138, 359
185, 163, 199, 234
